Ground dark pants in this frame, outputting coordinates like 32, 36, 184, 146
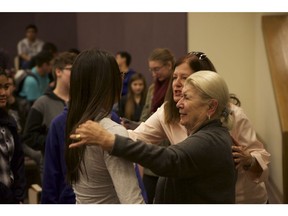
142, 174, 159, 204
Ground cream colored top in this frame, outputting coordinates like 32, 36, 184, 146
74, 118, 144, 204
128, 103, 270, 204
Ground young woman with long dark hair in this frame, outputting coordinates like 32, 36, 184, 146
65, 49, 144, 204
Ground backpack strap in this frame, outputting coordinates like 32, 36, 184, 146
14, 69, 40, 96
25, 69, 40, 85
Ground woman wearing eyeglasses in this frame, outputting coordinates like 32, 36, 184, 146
139, 48, 175, 122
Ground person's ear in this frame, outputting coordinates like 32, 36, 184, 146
166, 61, 172, 70
207, 99, 218, 117
55, 68, 62, 77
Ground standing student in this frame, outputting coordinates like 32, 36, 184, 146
138, 48, 175, 204
18, 50, 53, 105
117, 72, 148, 202
0, 68, 26, 204
28, 42, 59, 70
65, 49, 144, 204
140, 48, 174, 122
115, 51, 136, 97
118, 72, 147, 128
22, 52, 77, 182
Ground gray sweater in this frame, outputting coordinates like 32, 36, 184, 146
22, 91, 66, 153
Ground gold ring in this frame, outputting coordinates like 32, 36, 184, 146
75, 134, 81, 139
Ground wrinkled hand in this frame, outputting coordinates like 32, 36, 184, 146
231, 136, 254, 170
69, 120, 115, 151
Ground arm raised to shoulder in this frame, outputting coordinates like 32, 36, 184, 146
69, 120, 115, 151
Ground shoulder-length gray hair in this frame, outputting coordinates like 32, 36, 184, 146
185, 70, 233, 129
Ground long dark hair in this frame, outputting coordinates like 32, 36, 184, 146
65, 49, 122, 184
125, 72, 147, 120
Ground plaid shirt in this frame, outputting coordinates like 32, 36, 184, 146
0, 126, 15, 187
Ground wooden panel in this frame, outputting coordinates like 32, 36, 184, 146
283, 131, 288, 203
262, 15, 288, 203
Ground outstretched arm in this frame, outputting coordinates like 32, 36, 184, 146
69, 120, 207, 178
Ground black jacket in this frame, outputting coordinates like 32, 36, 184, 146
112, 120, 236, 204
0, 109, 26, 203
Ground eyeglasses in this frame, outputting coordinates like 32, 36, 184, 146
149, 65, 165, 73
188, 52, 207, 60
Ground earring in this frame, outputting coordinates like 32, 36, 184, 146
207, 114, 210, 120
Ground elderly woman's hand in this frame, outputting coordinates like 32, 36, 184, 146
231, 136, 255, 170
232, 145, 255, 170
69, 120, 115, 151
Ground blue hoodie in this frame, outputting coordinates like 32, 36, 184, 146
41, 106, 74, 204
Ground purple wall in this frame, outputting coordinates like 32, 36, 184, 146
76, 13, 187, 85
0, 13, 77, 66
0, 12, 187, 85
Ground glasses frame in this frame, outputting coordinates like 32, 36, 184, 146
148, 64, 165, 73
